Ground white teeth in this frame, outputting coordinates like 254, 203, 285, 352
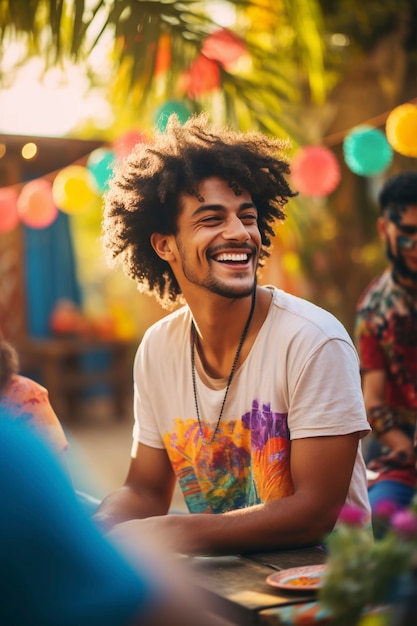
215, 253, 248, 262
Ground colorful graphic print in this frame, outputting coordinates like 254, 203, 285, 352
163, 400, 292, 513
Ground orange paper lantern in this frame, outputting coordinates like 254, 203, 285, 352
386, 103, 417, 158
154, 33, 171, 76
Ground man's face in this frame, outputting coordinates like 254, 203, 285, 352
379, 203, 417, 283
171, 176, 262, 299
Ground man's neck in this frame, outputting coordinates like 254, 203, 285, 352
189, 286, 273, 379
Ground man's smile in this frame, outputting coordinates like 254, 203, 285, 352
213, 252, 250, 263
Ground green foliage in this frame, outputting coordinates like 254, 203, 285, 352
320, 504, 417, 625
0, 0, 326, 134
1, 0, 415, 329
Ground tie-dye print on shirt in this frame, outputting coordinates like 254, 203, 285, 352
163, 400, 292, 513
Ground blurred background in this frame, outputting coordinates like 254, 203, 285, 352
0, 0, 416, 500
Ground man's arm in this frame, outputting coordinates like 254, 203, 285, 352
94, 442, 177, 530
362, 369, 415, 458
108, 433, 360, 555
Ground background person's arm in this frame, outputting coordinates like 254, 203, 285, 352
362, 369, 415, 458
94, 442, 177, 530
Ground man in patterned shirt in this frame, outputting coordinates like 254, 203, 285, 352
355, 171, 417, 514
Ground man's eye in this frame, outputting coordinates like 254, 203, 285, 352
201, 216, 221, 224
241, 214, 258, 223
398, 225, 417, 236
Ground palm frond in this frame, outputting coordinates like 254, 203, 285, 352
0, 0, 329, 134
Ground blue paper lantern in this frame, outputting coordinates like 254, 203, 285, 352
87, 148, 116, 191
154, 100, 192, 133
343, 126, 393, 176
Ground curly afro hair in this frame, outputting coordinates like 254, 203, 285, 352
102, 113, 297, 308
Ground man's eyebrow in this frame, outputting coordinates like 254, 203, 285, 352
192, 202, 256, 217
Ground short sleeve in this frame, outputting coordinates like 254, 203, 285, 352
288, 338, 370, 440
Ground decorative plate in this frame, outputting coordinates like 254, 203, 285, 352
266, 564, 327, 591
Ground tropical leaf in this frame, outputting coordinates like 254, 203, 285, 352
0, 0, 328, 132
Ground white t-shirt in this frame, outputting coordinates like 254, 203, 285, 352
133, 287, 371, 521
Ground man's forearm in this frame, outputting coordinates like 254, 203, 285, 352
93, 485, 168, 530
119, 494, 337, 556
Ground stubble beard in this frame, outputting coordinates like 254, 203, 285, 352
386, 240, 417, 283
183, 260, 256, 299
176, 237, 258, 299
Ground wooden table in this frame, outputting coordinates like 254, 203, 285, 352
190, 546, 327, 625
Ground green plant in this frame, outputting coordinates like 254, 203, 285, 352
319, 500, 417, 625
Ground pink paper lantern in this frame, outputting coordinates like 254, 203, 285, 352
17, 178, 58, 229
202, 29, 247, 68
186, 55, 221, 98
290, 146, 341, 197
113, 130, 149, 161
0, 187, 19, 233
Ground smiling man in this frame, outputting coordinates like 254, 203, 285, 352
96, 114, 371, 554
355, 171, 417, 519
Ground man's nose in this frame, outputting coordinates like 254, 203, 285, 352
222, 216, 250, 240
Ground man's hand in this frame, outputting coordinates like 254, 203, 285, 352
378, 427, 416, 460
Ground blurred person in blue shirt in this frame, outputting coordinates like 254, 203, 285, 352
0, 414, 232, 626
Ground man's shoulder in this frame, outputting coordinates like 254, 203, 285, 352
356, 269, 399, 313
268, 286, 351, 342
141, 305, 190, 344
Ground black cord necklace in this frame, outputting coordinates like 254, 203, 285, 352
191, 288, 257, 444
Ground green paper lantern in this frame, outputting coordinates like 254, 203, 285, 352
343, 126, 393, 176
154, 100, 192, 133
87, 148, 115, 192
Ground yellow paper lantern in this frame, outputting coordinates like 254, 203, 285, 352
386, 103, 417, 158
52, 165, 99, 214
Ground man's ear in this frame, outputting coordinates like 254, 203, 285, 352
150, 232, 176, 262
377, 216, 388, 241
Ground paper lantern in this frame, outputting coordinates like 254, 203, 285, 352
113, 130, 149, 161
290, 146, 341, 197
186, 55, 221, 98
87, 148, 115, 191
52, 166, 99, 214
17, 179, 58, 229
202, 29, 246, 68
343, 126, 393, 176
386, 103, 417, 158
0, 187, 19, 233
154, 100, 192, 133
